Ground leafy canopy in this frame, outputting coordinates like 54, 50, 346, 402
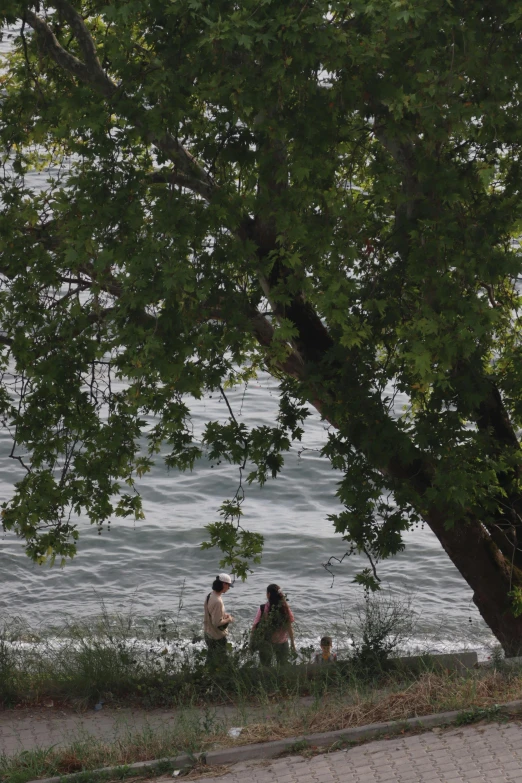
1, 0, 522, 588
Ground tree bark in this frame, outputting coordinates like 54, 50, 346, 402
256, 267, 522, 654
425, 508, 522, 656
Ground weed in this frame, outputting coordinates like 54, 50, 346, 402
0, 721, 205, 783
344, 594, 418, 677
282, 739, 309, 754
454, 704, 505, 726
2, 669, 522, 783
490, 645, 505, 669
0, 641, 19, 706
0, 592, 422, 710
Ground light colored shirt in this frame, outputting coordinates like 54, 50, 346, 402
203, 591, 229, 640
252, 601, 295, 644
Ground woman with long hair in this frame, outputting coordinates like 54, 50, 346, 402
251, 583, 296, 666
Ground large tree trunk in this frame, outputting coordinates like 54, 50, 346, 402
261, 284, 522, 655
251, 135, 522, 656
426, 509, 522, 656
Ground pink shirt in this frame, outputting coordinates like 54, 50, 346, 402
252, 601, 295, 643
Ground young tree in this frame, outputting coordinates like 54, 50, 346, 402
2, 0, 522, 652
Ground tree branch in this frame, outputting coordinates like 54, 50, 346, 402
248, 309, 306, 381
146, 168, 216, 202
24, 3, 216, 202
24, 8, 116, 98
52, 0, 106, 73
77, 263, 122, 298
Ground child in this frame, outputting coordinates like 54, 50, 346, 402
314, 635, 337, 664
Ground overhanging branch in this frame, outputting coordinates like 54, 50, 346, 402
24, 2, 216, 202
248, 309, 306, 381
146, 168, 215, 202
52, 0, 105, 73
24, 8, 116, 98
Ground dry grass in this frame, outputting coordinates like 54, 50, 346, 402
223, 670, 522, 745
3, 668, 522, 783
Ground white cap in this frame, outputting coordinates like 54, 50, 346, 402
218, 573, 233, 586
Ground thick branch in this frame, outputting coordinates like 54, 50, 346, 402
25, 4, 216, 201
24, 9, 116, 98
248, 309, 307, 381
52, 0, 104, 72
147, 169, 215, 202
476, 381, 520, 451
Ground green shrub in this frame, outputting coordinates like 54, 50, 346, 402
0, 641, 19, 706
345, 594, 417, 677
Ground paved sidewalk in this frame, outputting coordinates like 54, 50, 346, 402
181, 721, 522, 783
2, 708, 522, 781
0, 703, 269, 757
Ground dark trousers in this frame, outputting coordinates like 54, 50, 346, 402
204, 634, 227, 668
259, 640, 290, 667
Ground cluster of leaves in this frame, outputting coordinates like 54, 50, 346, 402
2, 0, 522, 626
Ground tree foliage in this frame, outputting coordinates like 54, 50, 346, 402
2, 0, 522, 647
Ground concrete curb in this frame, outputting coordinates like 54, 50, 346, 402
21, 755, 203, 783
25, 698, 522, 783
298, 651, 478, 679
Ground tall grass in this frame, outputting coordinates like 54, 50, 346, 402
0, 608, 351, 709
0, 592, 483, 710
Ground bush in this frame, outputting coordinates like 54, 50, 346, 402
345, 594, 417, 676
0, 640, 19, 706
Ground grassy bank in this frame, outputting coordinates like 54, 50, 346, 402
2, 666, 522, 783
0, 619, 356, 709
0, 595, 438, 709
0, 599, 507, 782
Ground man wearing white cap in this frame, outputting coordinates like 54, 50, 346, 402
203, 573, 234, 664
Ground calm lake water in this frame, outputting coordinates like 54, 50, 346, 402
0, 26, 494, 655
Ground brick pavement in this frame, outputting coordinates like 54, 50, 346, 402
184, 722, 522, 783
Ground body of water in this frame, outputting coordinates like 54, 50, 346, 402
0, 26, 494, 656
0, 375, 494, 654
